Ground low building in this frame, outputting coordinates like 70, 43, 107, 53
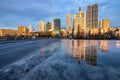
90, 28, 98, 36
0, 29, 18, 36
99, 19, 110, 34
18, 26, 28, 36
61, 29, 67, 38
84, 28, 89, 38
110, 28, 116, 31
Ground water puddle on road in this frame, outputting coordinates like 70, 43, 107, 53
1, 40, 120, 80
25, 40, 120, 80
62, 40, 120, 67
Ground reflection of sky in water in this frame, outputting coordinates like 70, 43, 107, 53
17, 40, 120, 80
62, 40, 120, 67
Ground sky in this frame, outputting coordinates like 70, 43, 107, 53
0, 0, 120, 31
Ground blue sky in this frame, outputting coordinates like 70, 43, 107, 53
0, 0, 120, 30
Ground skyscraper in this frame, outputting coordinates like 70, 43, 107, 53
74, 7, 86, 37
66, 14, 72, 35
39, 21, 45, 32
86, 4, 98, 29
92, 4, 98, 28
46, 22, 52, 32
53, 18, 61, 37
29, 24, 33, 32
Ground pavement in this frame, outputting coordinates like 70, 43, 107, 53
0, 39, 60, 69
0, 40, 120, 80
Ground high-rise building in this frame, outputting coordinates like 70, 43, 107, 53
39, 21, 45, 32
53, 18, 61, 37
74, 7, 86, 37
46, 22, 52, 32
86, 4, 98, 29
92, 4, 98, 28
66, 14, 72, 35
29, 25, 33, 32
18, 26, 28, 35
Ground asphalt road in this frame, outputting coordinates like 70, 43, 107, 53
0, 39, 60, 69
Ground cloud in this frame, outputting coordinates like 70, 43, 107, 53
0, 0, 120, 30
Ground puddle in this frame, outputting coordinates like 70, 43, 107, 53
59, 40, 120, 66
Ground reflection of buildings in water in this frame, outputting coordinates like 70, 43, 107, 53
74, 40, 86, 61
66, 40, 73, 57
73, 40, 97, 66
100, 41, 109, 52
85, 41, 97, 66
116, 41, 120, 48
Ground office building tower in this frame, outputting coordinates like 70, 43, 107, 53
74, 7, 86, 37
46, 22, 52, 32
86, 4, 98, 29
53, 18, 61, 37
29, 24, 33, 32
39, 21, 45, 32
66, 14, 72, 35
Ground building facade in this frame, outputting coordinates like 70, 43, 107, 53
66, 14, 72, 35
53, 18, 61, 37
74, 7, 86, 37
18, 26, 28, 35
39, 21, 45, 32
100, 20, 110, 31
46, 22, 52, 32
61, 28, 67, 38
86, 4, 98, 29
0, 29, 18, 36
29, 24, 33, 32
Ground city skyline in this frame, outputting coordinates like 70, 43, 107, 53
0, 0, 120, 30
1, 3, 120, 39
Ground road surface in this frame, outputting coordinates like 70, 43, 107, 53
0, 39, 60, 69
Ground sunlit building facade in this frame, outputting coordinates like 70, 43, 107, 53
74, 7, 86, 37
39, 21, 45, 32
116, 28, 120, 38
0, 29, 18, 36
61, 28, 67, 38
100, 19, 110, 33
66, 14, 72, 35
29, 24, 33, 32
18, 26, 28, 35
90, 28, 98, 36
